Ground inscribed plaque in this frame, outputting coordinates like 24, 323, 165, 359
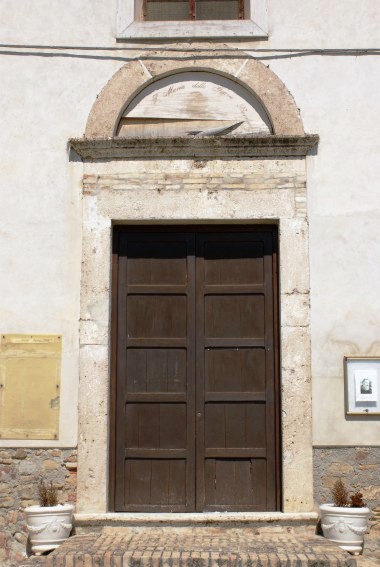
0, 334, 61, 439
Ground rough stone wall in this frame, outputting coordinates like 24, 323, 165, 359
0, 448, 77, 567
313, 447, 380, 510
313, 447, 380, 560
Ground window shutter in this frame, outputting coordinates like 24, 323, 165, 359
143, 0, 243, 21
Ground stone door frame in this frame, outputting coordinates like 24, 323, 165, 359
71, 53, 317, 514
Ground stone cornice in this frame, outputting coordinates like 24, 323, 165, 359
69, 135, 319, 160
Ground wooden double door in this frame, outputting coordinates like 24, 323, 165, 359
111, 226, 280, 512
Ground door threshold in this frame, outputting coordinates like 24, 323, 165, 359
75, 511, 318, 526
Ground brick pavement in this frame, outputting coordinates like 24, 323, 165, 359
20, 526, 378, 567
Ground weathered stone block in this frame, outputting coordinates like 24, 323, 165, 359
42, 459, 60, 470
280, 291, 310, 327
0, 496, 14, 508
14, 531, 27, 544
363, 486, 380, 500
328, 463, 354, 475
0, 450, 12, 458
12, 449, 27, 460
0, 482, 11, 494
356, 449, 370, 462
19, 485, 36, 500
18, 460, 37, 475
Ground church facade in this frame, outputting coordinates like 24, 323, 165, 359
0, 1, 379, 564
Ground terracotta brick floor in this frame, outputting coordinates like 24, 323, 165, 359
20, 526, 380, 567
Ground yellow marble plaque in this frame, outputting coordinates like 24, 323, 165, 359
0, 335, 61, 440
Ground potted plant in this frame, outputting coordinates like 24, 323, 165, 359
24, 479, 74, 555
320, 479, 371, 554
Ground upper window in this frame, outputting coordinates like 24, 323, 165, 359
116, 0, 268, 39
143, 0, 244, 22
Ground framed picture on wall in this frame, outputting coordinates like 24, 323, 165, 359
344, 356, 380, 415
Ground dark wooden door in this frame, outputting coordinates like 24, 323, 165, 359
112, 227, 279, 512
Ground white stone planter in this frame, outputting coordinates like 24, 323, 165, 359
320, 503, 371, 554
25, 504, 74, 555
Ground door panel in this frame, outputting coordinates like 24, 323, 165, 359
125, 459, 187, 507
115, 233, 195, 511
126, 349, 187, 393
203, 240, 264, 285
127, 295, 188, 338
196, 231, 276, 511
125, 403, 187, 448
127, 241, 188, 285
204, 458, 267, 508
113, 227, 279, 512
205, 403, 266, 448
204, 295, 265, 338
205, 348, 265, 392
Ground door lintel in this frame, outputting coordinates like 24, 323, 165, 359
70, 135, 318, 161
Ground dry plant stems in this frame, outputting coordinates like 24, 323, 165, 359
331, 479, 349, 507
350, 492, 366, 508
38, 480, 58, 507
331, 479, 366, 508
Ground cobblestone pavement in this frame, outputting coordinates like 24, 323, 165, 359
20, 526, 379, 567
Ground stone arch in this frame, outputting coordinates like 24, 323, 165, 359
85, 55, 304, 138
117, 71, 273, 138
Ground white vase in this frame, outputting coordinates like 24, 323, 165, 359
320, 503, 371, 554
25, 504, 74, 555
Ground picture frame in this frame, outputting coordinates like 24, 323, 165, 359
344, 356, 380, 415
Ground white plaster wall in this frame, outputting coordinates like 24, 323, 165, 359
256, 54, 380, 445
0, 4, 118, 446
0, 1, 379, 448
268, 0, 380, 48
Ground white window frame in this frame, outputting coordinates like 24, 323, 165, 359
116, 0, 268, 40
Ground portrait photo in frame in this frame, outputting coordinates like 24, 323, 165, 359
344, 356, 380, 415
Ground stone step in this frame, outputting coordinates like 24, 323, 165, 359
20, 526, 371, 567
74, 512, 318, 535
